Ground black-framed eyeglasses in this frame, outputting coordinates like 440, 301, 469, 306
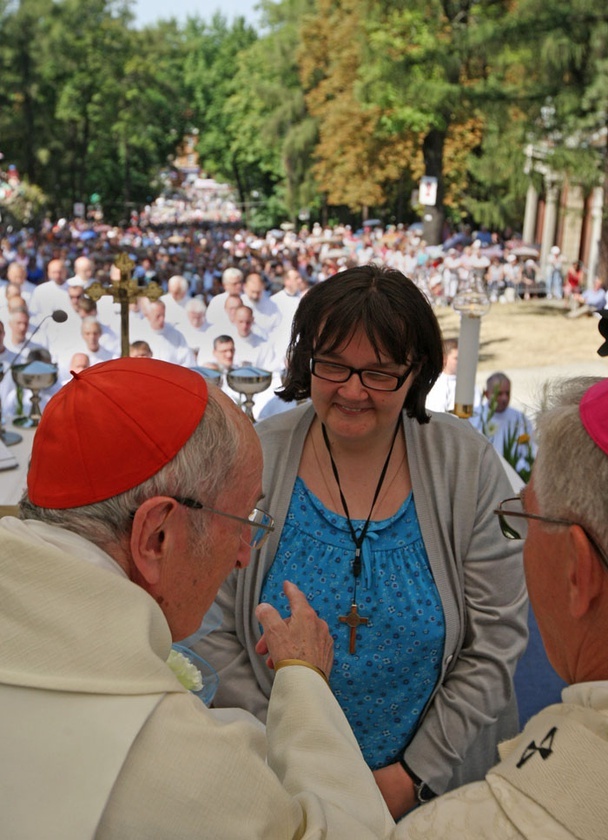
310, 358, 413, 392
172, 496, 275, 549
494, 495, 608, 569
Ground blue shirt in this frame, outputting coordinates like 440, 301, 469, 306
260, 477, 446, 769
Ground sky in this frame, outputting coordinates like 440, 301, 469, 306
132, 0, 261, 28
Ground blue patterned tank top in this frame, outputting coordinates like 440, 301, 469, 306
260, 476, 446, 769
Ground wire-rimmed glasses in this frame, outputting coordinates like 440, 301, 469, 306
494, 495, 608, 569
172, 496, 274, 549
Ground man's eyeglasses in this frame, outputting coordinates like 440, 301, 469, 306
172, 496, 274, 549
310, 358, 413, 392
494, 495, 608, 569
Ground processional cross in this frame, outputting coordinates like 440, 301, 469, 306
339, 603, 369, 654
87, 253, 163, 357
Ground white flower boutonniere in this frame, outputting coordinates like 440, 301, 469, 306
167, 649, 204, 692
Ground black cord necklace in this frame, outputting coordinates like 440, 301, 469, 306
321, 417, 402, 653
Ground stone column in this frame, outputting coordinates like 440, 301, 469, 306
586, 186, 604, 288
539, 181, 559, 276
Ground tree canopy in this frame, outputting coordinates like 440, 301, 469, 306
1, 0, 606, 246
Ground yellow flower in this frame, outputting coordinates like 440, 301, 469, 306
517, 434, 530, 445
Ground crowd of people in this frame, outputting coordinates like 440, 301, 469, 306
0, 209, 602, 427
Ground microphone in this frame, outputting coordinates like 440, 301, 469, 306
9, 309, 68, 371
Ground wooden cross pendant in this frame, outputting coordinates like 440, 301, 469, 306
339, 603, 369, 654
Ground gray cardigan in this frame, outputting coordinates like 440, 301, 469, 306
196, 402, 528, 794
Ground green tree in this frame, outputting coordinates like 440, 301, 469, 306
181, 14, 259, 222
226, 0, 320, 226
0, 0, 192, 221
299, 0, 416, 223
462, 115, 529, 233
500, 0, 608, 276
99, 19, 190, 217
357, 0, 519, 242
39, 0, 148, 214
0, 0, 55, 185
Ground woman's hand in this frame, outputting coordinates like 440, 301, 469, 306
373, 762, 417, 820
255, 580, 334, 677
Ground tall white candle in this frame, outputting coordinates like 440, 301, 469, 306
454, 313, 481, 417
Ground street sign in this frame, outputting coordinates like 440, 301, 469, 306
419, 176, 438, 206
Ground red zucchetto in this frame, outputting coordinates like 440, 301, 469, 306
580, 378, 608, 456
27, 358, 208, 509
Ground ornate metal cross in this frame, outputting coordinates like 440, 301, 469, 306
87, 253, 163, 357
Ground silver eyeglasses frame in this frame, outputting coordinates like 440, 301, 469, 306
494, 495, 608, 570
171, 496, 275, 549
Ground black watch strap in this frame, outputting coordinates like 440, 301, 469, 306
413, 780, 437, 805
399, 758, 437, 806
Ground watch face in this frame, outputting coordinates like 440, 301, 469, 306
417, 783, 436, 804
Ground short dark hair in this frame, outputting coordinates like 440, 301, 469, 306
27, 347, 52, 364
213, 334, 234, 349
130, 340, 152, 354
278, 264, 443, 423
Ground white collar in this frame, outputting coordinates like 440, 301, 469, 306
0, 517, 127, 579
562, 680, 608, 710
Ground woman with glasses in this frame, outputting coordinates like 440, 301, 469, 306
197, 264, 528, 820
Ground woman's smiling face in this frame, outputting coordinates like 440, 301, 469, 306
310, 326, 414, 446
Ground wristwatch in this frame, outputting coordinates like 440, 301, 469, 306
413, 779, 436, 805
399, 758, 437, 806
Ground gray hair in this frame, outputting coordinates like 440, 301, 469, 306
7, 262, 25, 283
9, 307, 28, 321
168, 275, 189, 295
81, 316, 101, 330
19, 386, 241, 551
534, 377, 608, 552
486, 371, 510, 391
222, 267, 243, 287
186, 297, 206, 315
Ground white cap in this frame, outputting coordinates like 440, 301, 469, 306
550, 245, 561, 255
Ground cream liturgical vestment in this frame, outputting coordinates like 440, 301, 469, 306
0, 518, 396, 840
397, 683, 608, 839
